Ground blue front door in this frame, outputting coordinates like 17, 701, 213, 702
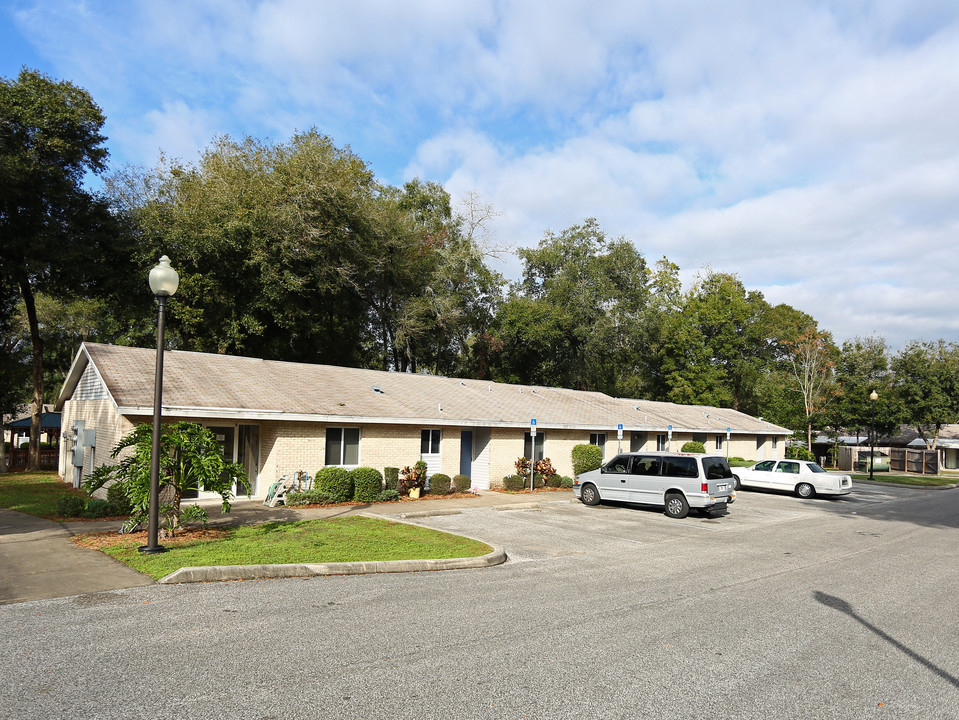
460, 431, 473, 477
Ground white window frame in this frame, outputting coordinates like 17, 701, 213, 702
524, 432, 545, 461
326, 427, 360, 467
421, 428, 441, 455
589, 432, 607, 458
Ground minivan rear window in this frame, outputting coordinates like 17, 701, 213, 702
702, 457, 733, 480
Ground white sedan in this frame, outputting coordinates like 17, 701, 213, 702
733, 459, 852, 498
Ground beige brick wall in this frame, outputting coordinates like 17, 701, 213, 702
56, 403, 787, 498
58, 399, 135, 488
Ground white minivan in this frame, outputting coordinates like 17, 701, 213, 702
573, 451, 736, 518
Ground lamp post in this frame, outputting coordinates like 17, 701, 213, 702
139, 256, 179, 554
869, 389, 878, 483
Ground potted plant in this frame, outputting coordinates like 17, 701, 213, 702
400, 461, 427, 498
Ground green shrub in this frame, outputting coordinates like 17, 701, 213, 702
559, 475, 574, 488
376, 489, 400, 502
55, 495, 86, 517
384, 467, 400, 490
427, 473, 452, 495
452, 474, 471, 492
502, 474, 527, 491
572, 444, 604, 476
81, 498, 115, 518
546, 473, 562, 488
786, 446, 815, 461
106, 482, 133, 515
315, 467, 353, 503
532, 473, 546, 489
349, 467, 384, 502
286, 489, 337, 506
681, 441, 706, 454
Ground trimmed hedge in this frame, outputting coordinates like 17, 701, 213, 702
427, 473, 452, 495
287, 489, 337, 506
384, 467, 400, 490
572, 444, 604, 476
452, 474, 471, 492
559, 475, 574, 488
376, 489, 400, 502
681, 441, 706, 454
503, 474, 527, 491
546, 473, 562, 488
315, 466, 353, 503
349, 467, 384, 502
55, 495, 86, 517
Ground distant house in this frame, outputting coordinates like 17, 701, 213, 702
55, 343, 790, 498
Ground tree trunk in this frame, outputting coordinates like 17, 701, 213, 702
17, 273, 43, 472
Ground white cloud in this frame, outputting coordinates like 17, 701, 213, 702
5, 0, 959, 348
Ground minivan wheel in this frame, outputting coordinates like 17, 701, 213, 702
664, 493, 689, 519
580, 483, 601, 506
796, 482, 815, 499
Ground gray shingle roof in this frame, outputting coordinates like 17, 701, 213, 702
58, 343, 790, 435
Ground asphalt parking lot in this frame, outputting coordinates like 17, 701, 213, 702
2, 480, 956, 719
403, 480, 935, 563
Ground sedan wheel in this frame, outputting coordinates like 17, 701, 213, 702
796, 482, 815, 499
733, 474, 741, 491
580, 483, 601, 506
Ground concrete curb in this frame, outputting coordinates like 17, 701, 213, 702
158, 546, 507, 584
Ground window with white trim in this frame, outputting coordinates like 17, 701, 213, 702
715, 435, 724, 451
524, 432, 545, 461
326, 427, 360, 466
421, 428, 441, 454
589, 433, 607, 458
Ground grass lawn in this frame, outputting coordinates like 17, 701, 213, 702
850, 473, 958, 487
0, 471, 84, 519
73, 516, 493, 581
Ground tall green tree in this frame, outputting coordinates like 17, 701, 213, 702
366, 179, 501, 375
490, 219, 650, 394
781, 327, 839, 450
656, 270, 771, 413
890, 340, 959, 448
0, 68, 121, 469
119, 132, 381, 364
828, 336, 893, 441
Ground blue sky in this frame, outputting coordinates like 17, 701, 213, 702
3, 0, 959, 349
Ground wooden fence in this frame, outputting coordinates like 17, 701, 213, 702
7, 449, 59, 470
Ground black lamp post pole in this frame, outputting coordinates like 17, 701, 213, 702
869, 392, 877, 483
140, 294, 169, 554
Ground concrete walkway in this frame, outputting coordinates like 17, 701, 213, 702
0, 490, 574, 603
0, 508, 154, 605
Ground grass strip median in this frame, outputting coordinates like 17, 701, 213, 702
72, 516, 493, 580
850, 473, 958, 487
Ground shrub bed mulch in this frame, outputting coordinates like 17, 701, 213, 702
71, 527, 227, 551
488, 486, 571, 495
